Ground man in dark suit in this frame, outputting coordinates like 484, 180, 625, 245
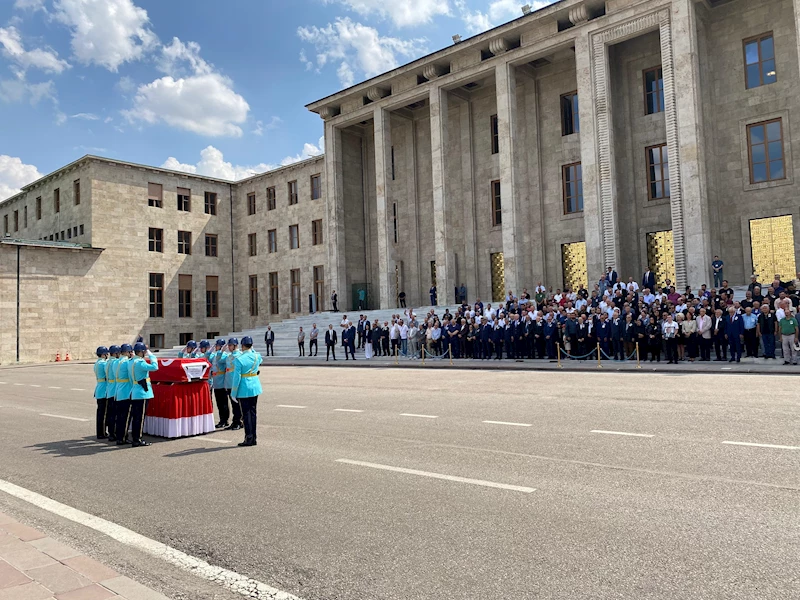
642, 267, 656, 294
325, 325, 338, 361
263, 326, 274, 357
356, 316, 365, 349
724, 306, 744, 362
343, 323, 356, 360
605, 266, 618, 290
480, 317, 492, 360
712, 308, 727, 361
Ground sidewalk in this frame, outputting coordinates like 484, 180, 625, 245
0, 511, 169, 600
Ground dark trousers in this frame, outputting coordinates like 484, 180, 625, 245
649, 342, 661, 361
613, 338, 624, 360
744, 329, 758, 357
326, 344, 336, 360
400, 298, 406, 307
115, 399, 132, 441
381, 340, 389, 356
96, 398, 109, 437
699, 337, 711, 361
713, 335, 727, 360
482, 340, 491, 359
226, 389, 242, 426
298, 342, 305, 356
310, 339, 318, 355
391, 339, 400, 355
546, 338, 556, 359
686, 333, 698, 359
214, 388, 230, 424
332, 299, 338, 311
728, 337, 743, 361
665, 338, 678, 362
762, 334, 776, 358
265, 341, 274, 356
495, 341, 503, 359
129, 399, 147, 444
240, 396, 258, 443
106, 399, 117, 439
347, 343, 356, 359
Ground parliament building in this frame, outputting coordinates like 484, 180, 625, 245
2, 0, 799, 363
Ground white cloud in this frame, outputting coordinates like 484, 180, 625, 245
0, 26, 70, 74
326, 0, 450, 27
251, 116, 282, 136
298, 17, 427, 88
70, 112, 99, 120
116, 75, 136, 94
13, 0, 45, 10
280, 136, 324, 166
455, 0, 555, 35
157, 37, 212, 77
0, 155, 42, 201
0, 74, 57, 105
53, 0, 158, 72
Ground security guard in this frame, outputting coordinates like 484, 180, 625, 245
231, 336, 263, 447
114, 343, 134, 445
129, 342, 159, 447
178, 340, 198, 358
223, 338, 243, 431
209, 339, 229, 428
94, 346, 110, 439
104, 346, 121, 441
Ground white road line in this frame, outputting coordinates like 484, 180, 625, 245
13, 383, 24, 386
30, 385, 41, 388
40, 413, 90, 422
483, 420, 532, 427
722, 441, 799, 451
334, 409, 364, 413
0, 478, 303, 600
0, 382, 6, 384
590, 430, 654, 438
276, 405, 306, 409
48, 386, 61, 389
400, 413, 438, 419
336, 459, 535, 494
70, 388, 85, 391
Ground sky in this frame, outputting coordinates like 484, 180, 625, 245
0, 0, 559, 200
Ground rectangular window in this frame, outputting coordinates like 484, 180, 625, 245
288, 180, 298, 205
560, 92, 579, 135
646, 144, 670, 200
60, 230, 65, 239
36, 197, 41, 220
67, 228, 72, 239
392, 203, 398, 244
13, 210, 18, 232
289, 224, 299, 249
269, 271, 279, 314
744, 33, 776, 89
290, 269, 301, 313
312, 219, 323, 245
54, 188, 60, 213
644, 66, 664, 115
73, 179, 80, 205
23, 205, 27, 228
3, 215, 7, 235
148, 183, 163, 208
79, 224, 84, 235
207, 331, 219, 339
178, 230, 192, 254
205, 233, 218, 257
314, 265, 324, 306
177, 187, 191, 211
267, 186, 276, 210
748, 118, 785, 183
206, 275, 219, 318
249, 275, 259, 316
490, 114, 499, 154
73, 226, 77, 238
178, 274, 192, 318
179, 333, 193, 346
149, 334, 165, 349
149, 273, 164, 318
247, 192, 256, 215
148, 227, 163, 252
563, 163, 584, 214
311, 174, 321, 200
268, 229, 277, 253
391, 146, 395, 181
248, 232, 257, 256
204, 191, 217, 215
491, 180, 502, 226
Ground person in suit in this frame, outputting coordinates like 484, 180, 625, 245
596, 312, 611, 359
479, 317, 492, 359
493, 320, 504, 360
696, 307, 712, 361
610, 310, 624, 360
264, 326, 274, 356
342, 322, 356, 360
646, 316, 661, 362
429, 285, 437, 306
371, 322, 382, 356
128, 342, 159, 447
605, 266, 618, 289
356, 316, 365, 349
325, 324, 338, 361
642, 267, 656, 294
230, 336, 262, 447
712, 308, 727, 361
543, 318, 557, 359
331, 290, 338, 312
380, 321, 390, 356
724, 306, 744, 362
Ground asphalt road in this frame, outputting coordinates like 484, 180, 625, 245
0, 363, 798, 600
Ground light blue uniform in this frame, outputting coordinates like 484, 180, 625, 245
115, 357, 133, 401
130, 353, 160, 400
105, 358, 118, 399
223, 350, 241, 390
209, 350, 226, 388
231, 350, 263, 399
93, 358, 108, 399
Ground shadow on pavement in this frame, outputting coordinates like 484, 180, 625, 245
26, 436, 167, 457
162, 446, 238, 458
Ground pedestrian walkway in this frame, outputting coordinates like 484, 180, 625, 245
0, 511, 169, 600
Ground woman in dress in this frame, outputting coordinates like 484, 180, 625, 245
364, 323, 373, 359
682, 312, 698, 362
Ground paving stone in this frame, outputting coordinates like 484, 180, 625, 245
62, 556, 119, 583
24, 564, 92, 595
2, 547, 58, 571
29, 538, 82, 562
0, 513, 17, 526
0, 523, 46, 542
54, 583, 116, 600
0, 581, 53, 600
0, 558, 32, 589
100, 577, 170, 600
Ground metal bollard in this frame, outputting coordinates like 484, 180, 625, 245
636, 342, 641, 369
597, 343, 602, 369
556, 343, 562, 369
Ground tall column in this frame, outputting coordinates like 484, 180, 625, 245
455, 96, 478, 301
495, 61, 521, 296
430, 86, 455, 306
373, 106, 395, 308
795, 0, 800, 79
324, 121, 347, 306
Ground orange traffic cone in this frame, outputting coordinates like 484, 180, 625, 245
55, 352, 61, 362
65, 352, 71, 361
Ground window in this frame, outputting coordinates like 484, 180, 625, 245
392, 203, 398, 244
748, 118, 785, 183
268, 229, 277, 253
148, 183, 163, 208
149, 334, 165, 349
148, 228, 163, 252
73, 226, 77, 238
248, 232, 258, 256
206, 276, 219, 318
3, 215, 7, 235
490, 114, 499, 154
288, 180, 298, 205
36, 197, 41, 220
289, 224, 299, 249
179, 333, 193, 346
314, 266, 324, 306
73, 180, 80, 205
561, 92, 579, 135
744, 33, 776, 89
177, 187, 191, 211
646, 144, 670, 199
391, 146, 395, 181
23, 206, 27, 228
79, 224, 84, 235
291, 269, 301, 313
563, 163, 583, 214
249, 275, 259, 316
207, 331, 219, 339
247, 192, 256, 215
13, 210, 18, 232
267, 186, 276, 210
269, 272, 279, 314
149, 273, 164, 318
179, 274, 192, 318
60, 230, 65, 239
205, 234, 218, 257
178, 230, 192, 254
204, 191, 217, 215
54, 188, 60, 213
644, 66, 664, 115
312, 219, 323, 245
67, 228, 72, 239
311, 174, 321, 200
491, 180, 502, 226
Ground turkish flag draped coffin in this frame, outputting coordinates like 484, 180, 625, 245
150, 357, 210, 383
144, 358, 215, 438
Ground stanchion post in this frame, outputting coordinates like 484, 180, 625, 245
597, 343, 602, 369
636, 342, 641, 369
556, 343, 562, 369
422, 347, 425, 365
395, 346, 398, 365
449, 348, 453, 366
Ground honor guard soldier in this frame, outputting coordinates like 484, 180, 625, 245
197, 339, 211, 358
231, 336, 263, 447
114, 343, 134, 445
223, 338, 243, 430
104, 346, 121, 441
94, 347, 110, 439
129, 342, 159, 447
178, 340, 198, 358
209, 339, 229, 428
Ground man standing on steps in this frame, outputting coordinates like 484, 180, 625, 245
331, 290, 338, 312
325, 324, 337, 361
297, 327, 306, 357
231, 336, 262, 447
223, 338, 243, 430
264, 325, 274, 357
310, 324, 319, 356
712, 255, 724, 288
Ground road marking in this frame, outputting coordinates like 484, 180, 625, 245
276, 405, 306, 409
722, 441, 799, 451
400, 413, 438, 419
0, 382, 6, 384
13, 383, 24, 386
40, 413, 90, 422
70, 388, 85, 391
590, 430, 654, 438
30, 384, 41, 388
483, 420, 532, 427
0, 478, 304, 600
48, 386, 61, 389
334, 409, 364, 413
336, 459, 535, 493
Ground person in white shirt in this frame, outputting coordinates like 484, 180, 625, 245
399, 320, 409, 356
626, 278, 639, 293
643, 290, 656, 305
575, 297, 587, 311
662, 314, 680, 363
340, 314, 349, 328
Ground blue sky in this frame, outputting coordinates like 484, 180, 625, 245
0, 0, 557, 199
